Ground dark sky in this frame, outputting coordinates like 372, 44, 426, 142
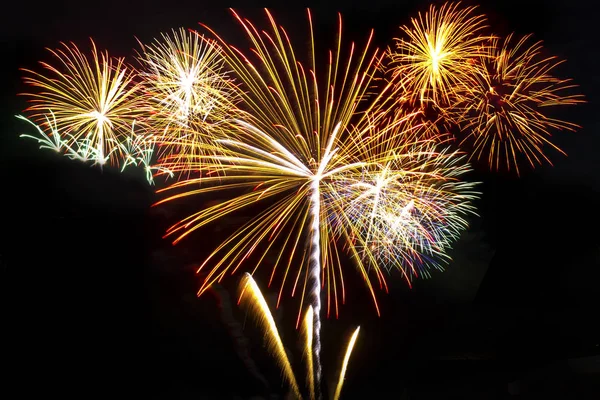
2, 1, 599, 399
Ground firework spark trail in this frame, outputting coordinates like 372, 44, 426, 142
240, 274, 362, 400
211, 283, 270, 391
310, 122, 342, 392
239, 273, 301, 398
332, 326, 360, 400
309, 178, 323, 394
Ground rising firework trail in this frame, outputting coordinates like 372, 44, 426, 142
239, 274, 360, 400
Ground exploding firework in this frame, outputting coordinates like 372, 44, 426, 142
17, 114, 168, 184
156, 10, 399, 390
239, 273, 359, 400
155, 9, 477, 393
328, 122, 479, 284
136, 28, 239, 174
456, 34, 584, 174
387, 2, 490, 110
20, 39, 147, 165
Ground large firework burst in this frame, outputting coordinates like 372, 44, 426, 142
21, 39, 147, 165
386, 2, 490, 110
456, 34, 584, 174
155, 9, 477, 392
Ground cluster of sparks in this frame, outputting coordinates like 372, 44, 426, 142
17, 2, 582, 398
386, 2, 584, 173
136, 28, 238, 175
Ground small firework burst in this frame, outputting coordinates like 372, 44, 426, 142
21, 39, 147, 165
387, 2, 490, 111
136, 28, 238, 174
457, 34, 584, 174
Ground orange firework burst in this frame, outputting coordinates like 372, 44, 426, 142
21, 39, 147, 165
457, 34, 584, 174
387, 2, 490, 111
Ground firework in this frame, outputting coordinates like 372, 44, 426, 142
136, 28, 238, 174
113, 125, 174, 185
21, 39, 147, 165
328, 119, 479, 284
239, 274, 301, 398
155, 9, 477, 392
456, 34, 584, 174
332, 326, 360, 400
156, 9, 402, 389
239, 273, 360, 400
387, 2, 490, 110
18, 112, 67, 153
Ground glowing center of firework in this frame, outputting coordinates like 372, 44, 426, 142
90, 110, 108, 126
428, 43, 446, 79
180, 71, 196, 94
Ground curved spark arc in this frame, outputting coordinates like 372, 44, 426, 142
238, 274, 301, 398
332, 326, 360, 400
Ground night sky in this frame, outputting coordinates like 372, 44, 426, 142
2, 0, 599, 399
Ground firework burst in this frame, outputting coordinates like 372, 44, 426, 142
456, 34, 584, 174
136, 28, 239, 174
329, 123, 479, 284
21, 39, 147, 165
155, 9, 477, 393
155, 9, 407, 390
387, 2, 490, 111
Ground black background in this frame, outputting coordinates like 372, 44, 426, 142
2, 0, 599, 398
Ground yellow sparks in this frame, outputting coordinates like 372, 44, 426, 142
332, 326, 360, 400
21, 39, 147, 165
387, 2, 490, 109
239, 274, 301, 398
457, 34, 584, 174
